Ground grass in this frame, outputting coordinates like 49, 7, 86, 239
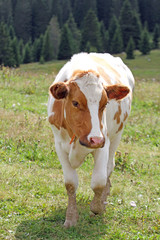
0, 50, 160, 239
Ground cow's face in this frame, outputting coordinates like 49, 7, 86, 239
50, 71, 129, 149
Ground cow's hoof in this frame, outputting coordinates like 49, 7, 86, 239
90, 200, 105, 215
64, 218, 78, 228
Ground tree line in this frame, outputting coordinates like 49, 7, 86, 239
0, 0, 160, 67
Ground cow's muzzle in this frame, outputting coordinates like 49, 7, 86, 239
79, 136, 105, 149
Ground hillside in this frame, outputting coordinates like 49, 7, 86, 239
0, 0, 160, 66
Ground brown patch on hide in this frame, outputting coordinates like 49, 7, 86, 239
114, 104, 122, 124
97, 66, 112, 85
48, 99, 73, 138
90, 55, 121, 84
116, 122, 123, 133
70, 69, 99, 81
123, 112, 128, 122
48, 100, 64, 129
64, 81, 92, 140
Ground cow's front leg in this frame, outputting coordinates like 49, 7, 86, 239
64, 183, 79, 228
55, 142, 79, 227
90, 139, 110, 214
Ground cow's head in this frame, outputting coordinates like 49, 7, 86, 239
49, 70, 129, 149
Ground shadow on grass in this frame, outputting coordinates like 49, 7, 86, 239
15, 205, 108, 239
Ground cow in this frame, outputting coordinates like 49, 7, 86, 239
47, 53, 135, 228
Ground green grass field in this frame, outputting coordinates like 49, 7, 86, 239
0, 50, 160, 239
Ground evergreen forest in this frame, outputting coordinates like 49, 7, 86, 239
0, 0, 160, 67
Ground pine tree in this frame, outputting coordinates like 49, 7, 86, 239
32, 0, 50, 40
41, 28, 52, 62
81, 9, 102, 52
154, 0, 160, 30
9, 25, 15, 39
51, 0, 62, 27
61, 0, 72, 25
138, 0, 156, 31
0, 22, 15, 67
70, 0, 75, 9
129, 0, 139, 12
73, 0, 97, 27
11, 37, 20, 67
100, 21, 108, 52
103, 31, 109, 53
73, 0, 85, 27
67, 14, 81, 54
18, 39, 24, 64
49, 16, 61, 59
39, 55, 45, 64
140, 27, 151, 55
132, 12, 142, 49
111, 25, 123, 54
153, 24, 159, 49
108, 15, 119, 52
126, 37, 135, 59
119, 0, 134, 48
0, 0, 13, 25
85, 41, 92, 52
58, 24, 72, 60
97, 0, 113, 29
23, 42, 32, 63
14, 0, 32, 43
51, 0, 71, 27
108, 15, 119, 39
33, 35, 44, 62
112, 0, 139, 18
32, 38, 41, 62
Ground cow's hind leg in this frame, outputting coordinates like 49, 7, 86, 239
90, 178, 111, 214
90, 141, 110, 214
90, 187, 105, 214
101, 132, 123, 206
101, 178, 111, 205
107, 132, 123, 178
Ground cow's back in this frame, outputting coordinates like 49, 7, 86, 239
89, 53, 134, 90
53, 52, 134, 90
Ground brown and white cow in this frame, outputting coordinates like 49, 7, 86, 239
48, 53, 134, 227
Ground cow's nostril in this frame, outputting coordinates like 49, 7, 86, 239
90, 137, 104, 146
90, 138, 95, 144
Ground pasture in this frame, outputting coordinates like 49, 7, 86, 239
0, 50, 160, 239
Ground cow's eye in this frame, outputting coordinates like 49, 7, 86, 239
72, 101, 79, 108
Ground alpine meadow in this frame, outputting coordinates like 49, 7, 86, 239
0, 0, 160, 238
0, 50, 160, 239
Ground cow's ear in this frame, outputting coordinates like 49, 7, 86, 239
105, 84, 130, 100
49, 82, 69, 99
